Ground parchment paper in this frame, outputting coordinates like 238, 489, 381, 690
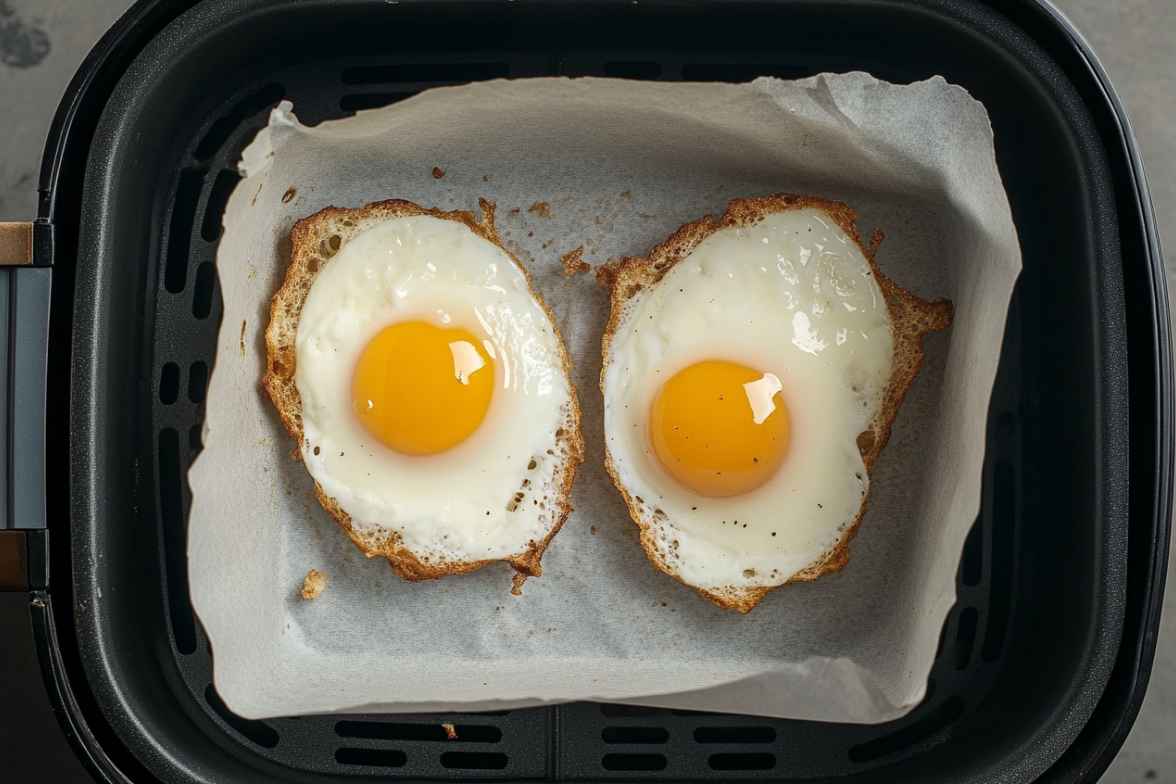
188, 74, 1021, 722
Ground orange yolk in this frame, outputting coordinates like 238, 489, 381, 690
649, 360, 790, 497
351, 321, 494, 456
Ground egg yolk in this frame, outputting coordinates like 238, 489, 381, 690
649, 360, 789, 497
351, 321, 494, 456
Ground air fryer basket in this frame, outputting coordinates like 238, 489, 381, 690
24, 0, 1169, 783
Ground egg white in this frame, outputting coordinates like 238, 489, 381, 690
294, 215, 573, 564
603, 209, 894, 591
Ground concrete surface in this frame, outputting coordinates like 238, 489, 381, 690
0, 0, 1171, 781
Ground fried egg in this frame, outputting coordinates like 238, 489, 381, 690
264, 200, 582, 581
601, 195, 949, 612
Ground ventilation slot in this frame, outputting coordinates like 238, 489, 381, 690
194, 83, 286, 161
188, 361, 209, 404
342, 62, 509, 84
336, 721, 502, 743
848, 697, 964, 763
159, 428, 195, 654
599, 704, 665, 718
603, 61, 662, 79
681, 63, 810, 81
602, 726, 669, 744
335, 748, 406, 768
159, 362, 180, 404
165, 169, 204, 293
440, 752, 508, 770
339, 92, 417, 112
709, 753, 776, 771
954, 606, 978, 670
961, 521, 983, 586
983, 460, 1015, 661
601, 753, 668, 771
204, 685, 279, 748
192, 262, 215, 320
694, 726, 777, 744
202, 169, 240, 241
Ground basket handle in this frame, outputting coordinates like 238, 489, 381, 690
0, 221, 50, 592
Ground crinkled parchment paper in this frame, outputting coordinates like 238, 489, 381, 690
188, 74, 1020, 721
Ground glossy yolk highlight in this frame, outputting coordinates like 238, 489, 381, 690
649, 360, 789, 497
351, 321, 494, 456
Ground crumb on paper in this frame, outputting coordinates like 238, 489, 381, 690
432, 166, 446, 179
482, 174, 490, 182
511, 573, 527, 596
300, 569, 327, 600
282, 187, 297, 204
620, 190, 632, 199
590, 525, 597, 536
527, 201, 552, 218
251, 182, 263, 206
239, 320, 247, 355
442, 723, 458, 740
509, 207, 520, 216
561, 246, 591, 277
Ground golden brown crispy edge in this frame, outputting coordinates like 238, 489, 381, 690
262, 198, 584, 582
597, 193, 953, 613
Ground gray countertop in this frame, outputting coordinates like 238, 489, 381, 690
0, 0, 1171, 781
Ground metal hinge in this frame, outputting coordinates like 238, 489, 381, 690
0, 216, 51, 591
0, 221, 53, 266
